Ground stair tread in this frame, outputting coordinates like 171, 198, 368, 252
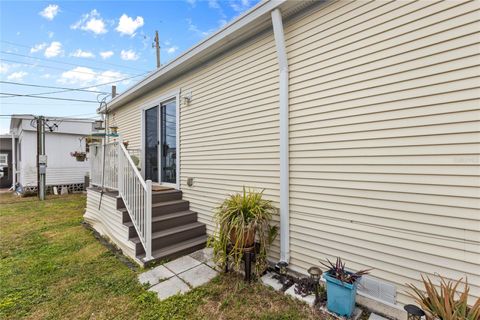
152, 210, 196, 222
138, 235, 207, 260
119, 199, 188, 213
130, 222, 205, 244
152, 190, 181, 195
124, 210, 196, 228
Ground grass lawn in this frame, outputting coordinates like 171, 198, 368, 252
0, 192, 327, 319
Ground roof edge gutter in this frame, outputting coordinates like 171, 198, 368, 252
271, 8, 289, 264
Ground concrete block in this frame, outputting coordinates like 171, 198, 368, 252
261, 272, 283, 291
284, 284, 316, 307
138, 265, 174, 287
164, 255, 202, 274
178, 263, 218, 288
369, 313, 390, 320
149, 276, 190, 300
189, 247, 213, 263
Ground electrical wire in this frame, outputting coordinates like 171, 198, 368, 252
0, 73, 149, 98
0, 92, 98, 103
0, 58, 148, 80
0, 48, 150, 73
0, 81, 109, 94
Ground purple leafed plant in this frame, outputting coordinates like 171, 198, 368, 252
320, 257, 371, 284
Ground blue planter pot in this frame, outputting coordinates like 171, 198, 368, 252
323, 272, 359, 317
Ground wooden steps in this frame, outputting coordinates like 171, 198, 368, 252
117, 189, 207, 263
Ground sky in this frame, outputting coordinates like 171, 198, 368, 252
0, 0, 259, 134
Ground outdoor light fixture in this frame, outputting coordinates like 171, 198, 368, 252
94, 120, 104, 130
308, 266, 322, 304
404, 304, 425, 320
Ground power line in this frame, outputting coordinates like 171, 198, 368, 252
0, 92, 98, 103
0, 43, 150, 73
0, 80, 109, 94
0, 57, 130, 79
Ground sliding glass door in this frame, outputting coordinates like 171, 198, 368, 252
144, 106, 159, 182
160, 100, 176, 184
144, 100, 176, 185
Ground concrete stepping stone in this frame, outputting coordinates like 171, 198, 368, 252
138, 265, 174, 287
261, 272, 283, 291
284, 284, 316, 307
149, 276, 190, 300
368, 313, 389, 320
189, 247, 213, 263
164, 255, 202, 274
178, 263, 218, 288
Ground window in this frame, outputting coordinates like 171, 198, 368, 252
0, 154, 7, 166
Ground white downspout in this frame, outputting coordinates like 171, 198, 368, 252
271, 8, 290, 263
11, 131, 16, 190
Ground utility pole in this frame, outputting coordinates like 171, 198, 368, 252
36, 116, 46, 200
153, 30, 160, 68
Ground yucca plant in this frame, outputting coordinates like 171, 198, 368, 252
407, 274, 480, 320
209, 187, 278, 276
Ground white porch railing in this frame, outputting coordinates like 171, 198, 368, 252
89, 139, 153, 260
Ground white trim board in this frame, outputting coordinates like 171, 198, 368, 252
139, 89, 181, 189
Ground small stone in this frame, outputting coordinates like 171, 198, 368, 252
164, 255, 202, 274
178, 264, 218, 288
261, 272, 283, 291
148, 276, 190, 300
284, 284, 316, 307
138, 265, 174, 287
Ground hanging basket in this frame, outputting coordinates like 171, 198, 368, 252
71, 151, 87, 162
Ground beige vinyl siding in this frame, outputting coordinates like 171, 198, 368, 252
285, 0, 480, 305
111, 29, 281, 259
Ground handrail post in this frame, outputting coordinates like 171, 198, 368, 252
118, 143, 123, 195
145, 179, 153, 260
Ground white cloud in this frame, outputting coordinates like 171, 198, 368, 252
71, 9, 107, 35
100, 50, 114, 59
116, 14, 144, 36
42, 74, 52, 79
44, 41, 63, 58
166, 46, 179, 54
229, 0, 251, 12
58, 67, 129, 88
30, 42, 47, 53
0, 63, 10, 74
120, 49, 138, 61
7, 71, 28, 81
39, 4, 60, 20
186, 18, 210, 37
186, 0, 196, 6
48, 31, 54, 38
218, 19, 227, 27
208, 0, 220, 9
71, 49, 95, 58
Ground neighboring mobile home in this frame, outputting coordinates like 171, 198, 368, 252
10, 115, 94, 193
85, 0, 480, 316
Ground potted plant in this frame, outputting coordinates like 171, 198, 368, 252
123, 141, 129, 149
407, 274, 480, 320
70, 151, 87, 162
210, 187, 278, 276
321, 257, 371, 317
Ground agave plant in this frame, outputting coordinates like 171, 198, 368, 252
407, 274, 480, 320
209, 187, 278, 275
320, 257, 371, 284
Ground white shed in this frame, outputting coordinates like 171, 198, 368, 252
10, 115, 95, 192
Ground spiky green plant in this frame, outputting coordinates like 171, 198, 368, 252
407, 274, 480, 320
209, 187, 278, 276
320, 257, 371, 284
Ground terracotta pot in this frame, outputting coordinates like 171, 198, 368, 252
230, 226, 256, 248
